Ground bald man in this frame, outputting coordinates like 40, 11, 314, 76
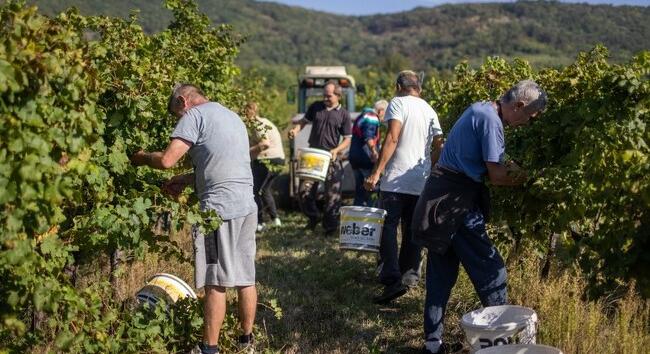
289, 80, 352, 235
131, 84, 257, 354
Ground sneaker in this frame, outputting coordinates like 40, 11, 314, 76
372, 280, 407, 305
196, 343, 219, 354
272, 217, 282, 227
256, 223, 266, 232
238, 333, 254, 354
401, 269, 420, 288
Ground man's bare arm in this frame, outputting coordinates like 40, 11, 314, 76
250, 139, 270, 158
288, 120, 307, 139
373, 120, 401, 176
131, 138, 191, 170
364, 119, 402, 190
486, 161, 527, 186
430, 135, 444, 166
331, 136, 351, 161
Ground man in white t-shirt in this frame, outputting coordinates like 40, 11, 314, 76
365, 70, 444, 304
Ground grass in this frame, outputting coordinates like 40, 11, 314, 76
106, 211, 649, 354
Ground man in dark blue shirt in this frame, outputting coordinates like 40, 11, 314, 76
349, 100, 388, 206
417, 80, 547, 354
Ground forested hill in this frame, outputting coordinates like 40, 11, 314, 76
28, 0, 650, 69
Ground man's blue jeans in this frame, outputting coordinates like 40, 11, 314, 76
352, 168, 375, 207
423, 211, 508, 344
378, 191, 422, 286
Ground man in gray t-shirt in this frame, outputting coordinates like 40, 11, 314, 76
170, 99, 256, 220
131, 84, 257, 354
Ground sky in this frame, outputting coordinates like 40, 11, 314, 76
262, 0, 650, 15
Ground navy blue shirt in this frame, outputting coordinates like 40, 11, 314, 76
438, 102, 505, 182
349, 108, 381, 169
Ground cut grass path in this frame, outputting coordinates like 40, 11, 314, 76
255, 212, 474, 354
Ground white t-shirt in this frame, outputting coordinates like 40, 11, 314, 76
380, 95, 443, 195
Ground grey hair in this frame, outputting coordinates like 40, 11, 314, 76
501, 80, 547, 113
167, 83, 206, 115
374, 99, 389, 112
396, 70, 420, 91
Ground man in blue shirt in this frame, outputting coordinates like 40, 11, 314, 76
415, 80, 547, 354
349, 100, 388, 206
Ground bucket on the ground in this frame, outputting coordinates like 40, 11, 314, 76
136, 273, 197, 307
476, 344, 563, 354
461, 305, 538, 353
296, 148, 332, 181
339, 206, 386, 253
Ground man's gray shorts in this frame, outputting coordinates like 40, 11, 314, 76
193, 212, 257, 289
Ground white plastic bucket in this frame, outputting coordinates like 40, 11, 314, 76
297, 148, 332, 181
136, 273, 197, 307
339, 206, 386, 252
476, 344, 563, 354
461, 305, 538, 353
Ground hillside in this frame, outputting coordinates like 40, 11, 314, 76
27, 0, 650, 70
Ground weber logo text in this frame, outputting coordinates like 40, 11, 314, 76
340, 223, 377, 237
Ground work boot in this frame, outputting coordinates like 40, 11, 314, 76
256, 223, 266, 232
372, 280, 407, 305
305, 218, 318, 231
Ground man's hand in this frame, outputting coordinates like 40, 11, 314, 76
330, 136, 351, 163
506, 161, 528, 184
330, 148, 338, 162
130, 150, 149, 167
162, 174, 192, 199
250, 141, 270, 159
131, 139, 191, 170
288, 126, 300, 140
370, 149, 379, 163
364, 172, 381, 191
259, 141, 270, 151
